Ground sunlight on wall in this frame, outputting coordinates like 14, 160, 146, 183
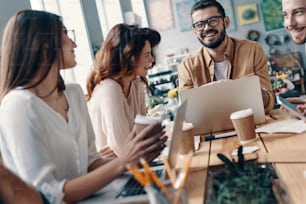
130, 0, 148, 27
95, 0, 123, 38
28, 0, 154, 93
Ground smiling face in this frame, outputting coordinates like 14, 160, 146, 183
282, 0, 306, 44
191, 6, 229, 49
61, 27, 77, 69
133, 40, 154, 77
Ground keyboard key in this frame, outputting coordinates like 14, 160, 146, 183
115, 169, 164, 198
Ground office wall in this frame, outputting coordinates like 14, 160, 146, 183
153, 0, 306, 67
1, 0, 305, 73
0, 0, 31, 35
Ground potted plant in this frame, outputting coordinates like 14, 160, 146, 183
205, 146, 286, 204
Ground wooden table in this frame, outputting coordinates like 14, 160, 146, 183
184, 108, 306, 204
80, 109, 306, 204
258, 109, 306, 204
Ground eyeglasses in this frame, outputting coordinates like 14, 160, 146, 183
63, 28, 76, 43
192, 16, 223, 31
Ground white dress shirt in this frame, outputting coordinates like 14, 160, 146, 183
0, 83, 100, 204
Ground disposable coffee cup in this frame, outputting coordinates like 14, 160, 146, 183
179, 122, 195, 154
230, 108, 256, 145
134, 114, 162, 134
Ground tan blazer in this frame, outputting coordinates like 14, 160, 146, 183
178, 36, 274, 114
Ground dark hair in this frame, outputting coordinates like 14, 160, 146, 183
190, 0, 226, 17
0, 10, 65, 99
86, 23, 161, 99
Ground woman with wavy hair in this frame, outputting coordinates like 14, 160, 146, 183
87, 24, 161, 158
0, 10, 166, 204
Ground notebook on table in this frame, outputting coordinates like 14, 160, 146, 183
179, 76, 266, 135
79, 100, 187, 204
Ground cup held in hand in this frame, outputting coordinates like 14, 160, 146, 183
230, 108, 256, 145
134, 114, 162, 134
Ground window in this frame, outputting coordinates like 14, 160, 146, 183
30, 0, 93, 93
95, 0, 123, 37
29, 0, 150, 92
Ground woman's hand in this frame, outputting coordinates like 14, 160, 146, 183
99, 145, 117, 158
119, 121, 167, 166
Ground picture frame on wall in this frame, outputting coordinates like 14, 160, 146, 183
145, 0, 175, 31
260, 0, 284, 31
237, 4, 259, 25
175, 0, 197, 32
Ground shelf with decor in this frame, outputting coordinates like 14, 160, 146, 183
269, 52, 305, 95
148, 68, 177, 97
165, 53, 186, 72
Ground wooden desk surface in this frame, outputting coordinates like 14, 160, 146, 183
256, 109, 306, 204
209, 135, 267, 166
201, 108, 306, 204
146, 108, 305, 204
176, 141, 209, 204
80, 108, 306, 204
274, 163, 306, 204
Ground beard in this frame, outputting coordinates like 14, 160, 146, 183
198, 26, 226, 49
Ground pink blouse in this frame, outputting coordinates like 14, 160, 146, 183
87, 78, 146, 155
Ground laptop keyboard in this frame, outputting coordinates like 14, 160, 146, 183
115, 169, 163, 198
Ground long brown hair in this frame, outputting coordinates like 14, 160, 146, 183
0, 10, 65, 100
86, 23, 161, 100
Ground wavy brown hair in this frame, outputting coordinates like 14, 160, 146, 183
86, 23, 161, 100
0, 10, 65, 100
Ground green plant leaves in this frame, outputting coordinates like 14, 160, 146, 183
209, 146, 277, 204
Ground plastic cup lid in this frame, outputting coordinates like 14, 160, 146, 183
230, 108, 253, 120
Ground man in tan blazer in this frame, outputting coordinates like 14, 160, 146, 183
178, 0, 274, 114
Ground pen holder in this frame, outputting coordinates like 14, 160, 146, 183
127, 155, 191, 204
171, 186, 188, 204
145, 184, 188, 204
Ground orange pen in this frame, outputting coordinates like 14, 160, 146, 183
162, 156, 176, 186
126, 164, 146, 187
140, 158, 169, 195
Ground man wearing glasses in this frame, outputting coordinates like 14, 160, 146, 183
178, 0, 274, 114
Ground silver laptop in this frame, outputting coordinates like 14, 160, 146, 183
179, 76, 266, 135
79, 100, 187, 204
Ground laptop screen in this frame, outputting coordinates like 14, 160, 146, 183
179, 76, 265, 135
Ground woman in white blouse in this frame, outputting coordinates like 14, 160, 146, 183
87, 24, 161, 158
0, 10, 167, 204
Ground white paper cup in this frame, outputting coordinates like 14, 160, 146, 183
134, 114, 162, 134
230, 108, 256, 145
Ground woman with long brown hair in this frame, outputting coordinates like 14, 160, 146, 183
87, 24, 161, 158
0, 10, 166, 204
